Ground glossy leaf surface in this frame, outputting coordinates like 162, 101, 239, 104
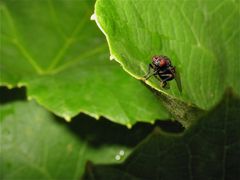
94, 0, 240, 109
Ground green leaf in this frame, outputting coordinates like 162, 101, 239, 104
94, 0, 240, 110
83, 90, 240, 179
0, 0, 170, 126
0, 100, 133, 179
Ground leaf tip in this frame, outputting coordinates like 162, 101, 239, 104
127, 123, 132, 129
150, 121, 155, 124
64, 116, 72, 122
17, 82, 25, 87
90, 13, 96, 21
110, 54, 116, 61
6, 84, 14, 89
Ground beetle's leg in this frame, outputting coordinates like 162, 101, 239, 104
143, 64, 154, 79
161, 81, 167, 88
143, 64, 153, 78
158, 68, 169, 74
153, 74, 162, 81
145, 71, 158, 80
160, 73, 174, 81
159, 73, 174, 87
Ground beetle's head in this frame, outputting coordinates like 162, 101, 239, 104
152, 56, 161, 66
152, 55, 169, 67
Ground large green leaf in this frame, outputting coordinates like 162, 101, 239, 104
0, 0, 170, 126
83, 90, 240, 179
0, 100, 134, 179
94, 0, 240, 110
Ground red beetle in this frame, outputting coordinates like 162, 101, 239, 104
144, 55, 182, 92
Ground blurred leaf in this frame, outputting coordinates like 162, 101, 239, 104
94, 0, 240, 110
0, 101, 133, 179
0, 0, 170, 126
83, 90, 240, 179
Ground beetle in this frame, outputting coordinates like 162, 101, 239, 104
143, 55, 182, 92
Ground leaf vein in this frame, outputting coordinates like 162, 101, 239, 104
2, 4, 44, 74
47, 9, 91, 71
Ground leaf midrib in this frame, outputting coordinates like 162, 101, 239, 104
2, 2, 97, 76
2, 4, 44, 74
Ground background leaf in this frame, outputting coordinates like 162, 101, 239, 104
94, 0, 240, 110
0, 100, 136, 179
83, 90, 240, 179
0, 0, 170, 126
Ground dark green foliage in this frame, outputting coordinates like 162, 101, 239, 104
84, 91, 240, 180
